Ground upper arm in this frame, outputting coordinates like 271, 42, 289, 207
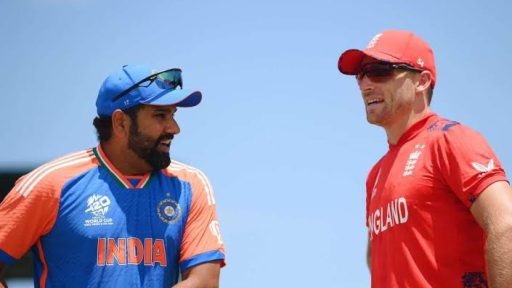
470, 181, 512, 234
178, 168, 225, 271
0, 177, 60, 262
179, 261, 222, 288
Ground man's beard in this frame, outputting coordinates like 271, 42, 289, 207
127, 122, 174, 171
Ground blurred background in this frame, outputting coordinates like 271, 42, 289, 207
1, 0, 512, 287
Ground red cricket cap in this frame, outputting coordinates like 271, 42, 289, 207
338, 30, 437, 87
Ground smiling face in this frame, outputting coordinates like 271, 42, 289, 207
127, 104, 180, 171
356, 57, 420, 129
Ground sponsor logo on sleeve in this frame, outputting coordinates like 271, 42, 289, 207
471, 159, 495, 177
209, 220, 224, 245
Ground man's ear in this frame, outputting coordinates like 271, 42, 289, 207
111, 109, 130, 139
416, 70, 433, 94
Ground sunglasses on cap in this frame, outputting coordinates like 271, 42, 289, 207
356, 62, 423, 82
112, 68, 183, 102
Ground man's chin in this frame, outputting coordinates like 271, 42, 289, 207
147, 154, 171, 171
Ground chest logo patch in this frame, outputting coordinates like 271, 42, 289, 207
84, 194, 114, 227
157, 196, 182, 224
403, 144, 425, 176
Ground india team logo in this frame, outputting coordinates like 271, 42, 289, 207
157, 197, 182, 224
84, 194, 114, 227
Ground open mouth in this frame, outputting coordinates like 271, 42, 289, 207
158, 140, 171, 152
367, 98, 384, 106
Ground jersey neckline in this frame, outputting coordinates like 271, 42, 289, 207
389, 112, 438, 149
93, 145, 152, 189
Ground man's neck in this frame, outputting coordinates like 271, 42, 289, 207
384, 108, 431, 145
100, 142, 152, 176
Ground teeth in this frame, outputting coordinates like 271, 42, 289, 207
367, 99, 382, 105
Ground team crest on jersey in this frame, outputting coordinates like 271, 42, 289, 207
157, 197, 182, 224
403, 144, 425, 176
84, 194, 114, 227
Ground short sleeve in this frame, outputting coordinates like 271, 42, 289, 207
433, 124, 508, 207
0, 175, 60, 262
179, 171, 225, 271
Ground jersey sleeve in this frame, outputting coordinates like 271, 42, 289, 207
433, 124, 509, 207
0, 174, 60, 263
179, 171, 225, 271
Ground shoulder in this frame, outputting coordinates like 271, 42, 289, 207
15, 149, 98, 198
164, 160, 210, 183
417, 114, 489, 153
164, 160, 215, 205
425, 115, 482, 139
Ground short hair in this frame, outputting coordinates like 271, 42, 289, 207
93, 105, 141, 143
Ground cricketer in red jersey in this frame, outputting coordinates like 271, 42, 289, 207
338, 30, 512, 287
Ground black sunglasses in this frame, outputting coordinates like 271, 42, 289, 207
112, 68, 183, 102
356, 62, 423, 82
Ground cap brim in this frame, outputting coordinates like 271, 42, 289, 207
140, 89, 202, 107
338, 49, 403, 75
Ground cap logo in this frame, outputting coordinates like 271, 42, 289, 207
417, 58, 424, 67
367, 33, 383, 49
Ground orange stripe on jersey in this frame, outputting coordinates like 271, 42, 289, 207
16, 150, 91, 195
168, 160, 216, 206
169, 161, 225, 265
16, 150, 95, 197
36, 240, 48, 288
0, 149, 99, 260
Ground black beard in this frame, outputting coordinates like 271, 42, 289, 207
127, 121, 173, 171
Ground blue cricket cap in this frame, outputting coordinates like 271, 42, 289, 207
96, 64, 202, 117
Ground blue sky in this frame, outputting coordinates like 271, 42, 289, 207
1, 0, 512, 287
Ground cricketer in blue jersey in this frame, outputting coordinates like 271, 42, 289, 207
0, 65, 226, 288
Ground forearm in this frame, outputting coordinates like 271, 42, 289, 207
486, 226, 512, 287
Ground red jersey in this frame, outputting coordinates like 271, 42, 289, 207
366, 113, 508, 287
